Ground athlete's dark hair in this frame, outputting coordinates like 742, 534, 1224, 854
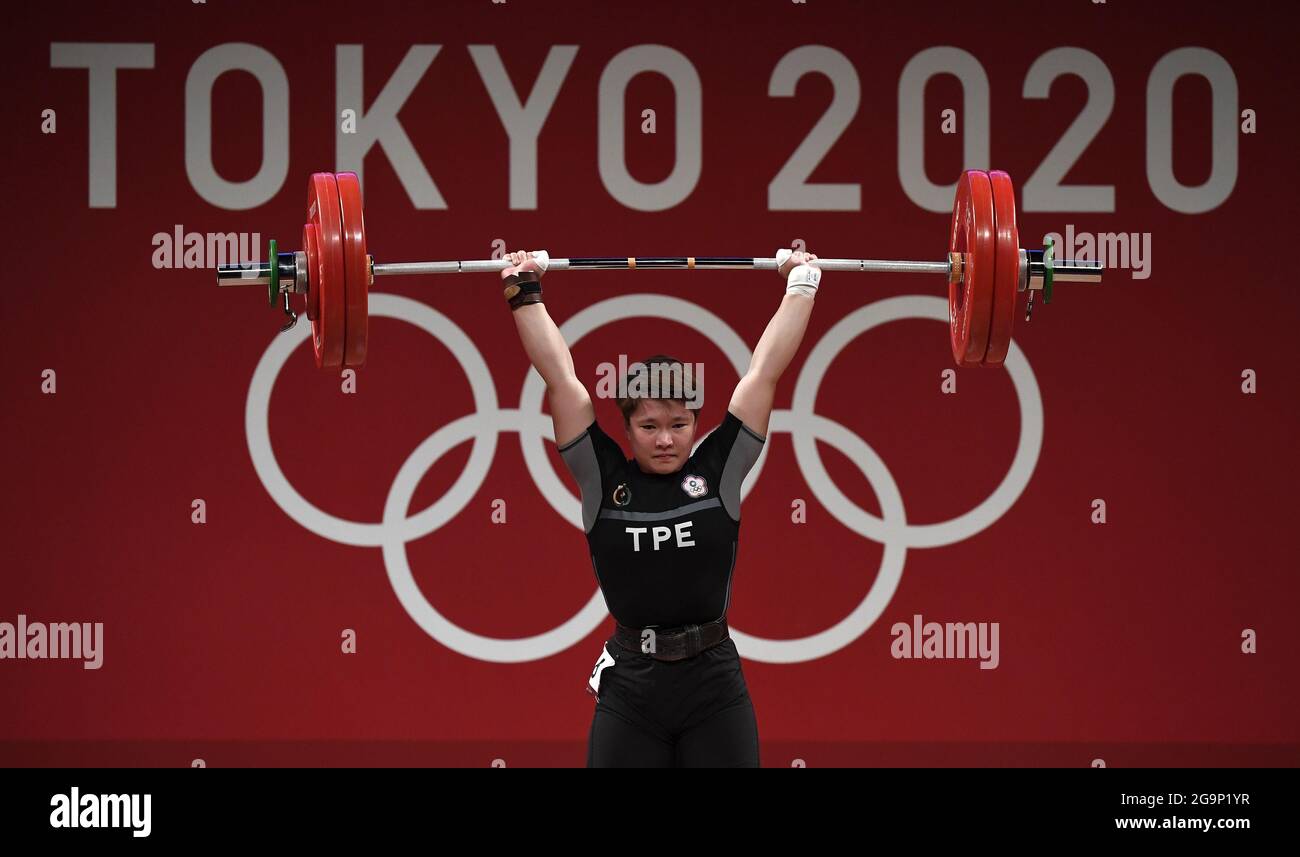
616, 354, 699, 428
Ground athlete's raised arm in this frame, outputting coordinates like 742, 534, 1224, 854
502, 249, 594, 449
728, 250, 822, 437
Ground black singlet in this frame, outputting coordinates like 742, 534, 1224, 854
557, 409, 766, 629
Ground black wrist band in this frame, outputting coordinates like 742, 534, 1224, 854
503, 271, 544, 311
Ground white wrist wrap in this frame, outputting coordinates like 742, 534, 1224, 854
786, 263, 820, 298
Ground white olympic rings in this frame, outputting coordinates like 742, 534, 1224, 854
246, 292, 1042, 664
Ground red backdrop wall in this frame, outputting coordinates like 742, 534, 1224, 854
1, 0, 1296, 766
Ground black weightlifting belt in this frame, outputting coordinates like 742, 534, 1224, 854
613, 618, 729, 662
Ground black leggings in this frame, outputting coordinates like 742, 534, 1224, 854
585, 636, 760, 768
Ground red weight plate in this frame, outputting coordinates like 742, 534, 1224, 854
335, 172, 369, 367
983, 170, 1020, 367
947, 170, 995, 366
308, 172, 345, 369
303, 223, 330, 367
302, 223, 319, 322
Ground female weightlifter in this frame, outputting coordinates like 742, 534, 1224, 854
502, 248, 822, 767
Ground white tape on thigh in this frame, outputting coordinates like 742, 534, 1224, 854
587, 643, 616, 698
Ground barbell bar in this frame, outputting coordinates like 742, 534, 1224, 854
216, 169, 1103, 370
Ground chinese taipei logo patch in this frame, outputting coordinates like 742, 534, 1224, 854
681, 474, 708, 499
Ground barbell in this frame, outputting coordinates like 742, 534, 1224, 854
216, 169, 1103, 369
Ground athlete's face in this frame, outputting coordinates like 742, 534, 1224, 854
625, 399, 697, 475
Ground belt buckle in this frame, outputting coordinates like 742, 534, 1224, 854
684, 623, 702, 657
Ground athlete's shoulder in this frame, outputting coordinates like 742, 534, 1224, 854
558, 419, 632, 533
687, 409, 764, 522
558, 420, 627, 471
691, 409, 761, 471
